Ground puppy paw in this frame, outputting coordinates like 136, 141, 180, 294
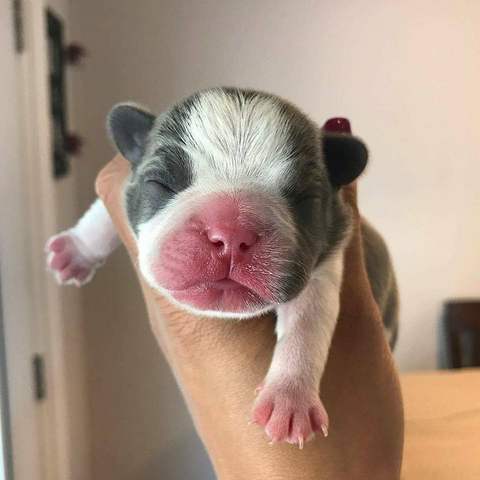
252, 379, 328, 448
45, 231, 102, 286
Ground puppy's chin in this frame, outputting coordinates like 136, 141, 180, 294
143, 274, 274, 319
173, 301, 275, 320
170, 281, 274, 319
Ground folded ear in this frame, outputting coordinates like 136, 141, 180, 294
107, 103, 155, 165
322, 133, 368, 187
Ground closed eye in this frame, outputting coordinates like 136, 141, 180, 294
145, 178, 177, 195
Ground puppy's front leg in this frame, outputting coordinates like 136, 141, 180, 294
253, 250, 344, 447
46, 198, 120, 285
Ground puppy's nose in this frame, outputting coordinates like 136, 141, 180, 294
207, 224, 258, 258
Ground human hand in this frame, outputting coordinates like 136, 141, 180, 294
95, 154, 403, 480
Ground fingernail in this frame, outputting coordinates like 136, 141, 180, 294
321, 424, 329, 438
298, 437, 304, 450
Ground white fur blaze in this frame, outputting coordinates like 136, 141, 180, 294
184, 90, 296, 192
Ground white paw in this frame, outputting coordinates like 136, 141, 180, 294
252, 379, 328, 447
45, 231, 102, 286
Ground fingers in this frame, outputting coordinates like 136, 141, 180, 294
94, 154, 130, 204
337, 179, 381, 314
341, 182, 360, 219
95, 155, 137, 256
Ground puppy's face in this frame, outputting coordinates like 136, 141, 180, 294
108, 88, 367, 318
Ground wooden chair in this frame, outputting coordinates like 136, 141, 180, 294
443, 301, 480, 368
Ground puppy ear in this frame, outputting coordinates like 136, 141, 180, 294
107, 103, 155, 165
322, 133, 368, 187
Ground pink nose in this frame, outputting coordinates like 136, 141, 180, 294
206, 224, 258, 258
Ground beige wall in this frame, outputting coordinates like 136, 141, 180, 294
69, 0, 480, 478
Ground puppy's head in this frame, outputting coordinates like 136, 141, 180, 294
108, 88, 367, 318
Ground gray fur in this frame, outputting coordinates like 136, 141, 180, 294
107, 103, 155, 165
361, 219, 399, 349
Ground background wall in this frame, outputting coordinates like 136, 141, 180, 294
68, 1, 480, 479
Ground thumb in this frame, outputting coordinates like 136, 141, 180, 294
95, 155, 138, 258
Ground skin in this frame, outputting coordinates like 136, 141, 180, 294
95, 154, 404, 480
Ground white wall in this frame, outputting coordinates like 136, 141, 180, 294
69, 0, 480, 478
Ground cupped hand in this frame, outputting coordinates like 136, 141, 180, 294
95, 154, 403, 480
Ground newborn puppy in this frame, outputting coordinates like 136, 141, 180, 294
46, 88, 398, 447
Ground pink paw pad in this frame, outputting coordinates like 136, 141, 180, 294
252, 381, 328, 448
46, 232, 99, 286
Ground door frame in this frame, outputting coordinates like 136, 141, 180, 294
1, 0, 83, 478
0, 278, 14, 480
